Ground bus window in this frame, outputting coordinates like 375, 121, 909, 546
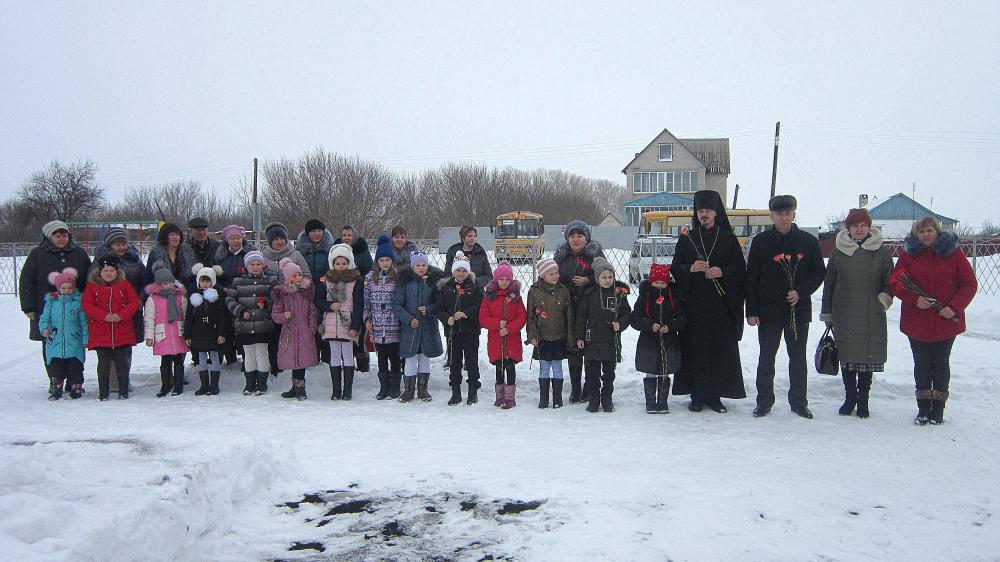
496, 220, 516, 238
517, 220, 541, 237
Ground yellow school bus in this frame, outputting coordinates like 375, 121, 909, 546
493, 211, 545, 264
640, 209, 772, 245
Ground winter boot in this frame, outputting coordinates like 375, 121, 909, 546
601, 388, 615, 413
342, 367, 355, 400
355, 350, 371, 373
448, 385, 463, 406
705, 397, 728, 413
243, 371, 256, 395
579, 376, 592, 405
208, 371, 221, 395
171, 364, 185, 396
329, 366, 343, 400
493, 384, 505, 407
281, 376, 298, 398
375, 371, 390, 400
417, 373, 432, 402
568, 368, 582, 403
466, 382, 479, 405
255, 371, 269, 395
551, 379, 564, 409
501, 384, 517, 409
839, 371, 858, 416
656, 376, 671, 414
156, 365, 171, 397
294, 377, 307, 400
643, 378, 657, 414
387, 373, 402, 399
930, 390, 949, 425
586, 381, 601, 413
195, 371, 210, 396
98, 371, 111, 401
915, 390, 933, 425
49, 377, 64, 400
118, 373, 130, 400
856, 373, 873, 419
69, 383, 83, 399
538, 378, 550, 409
399, 375, 416, 403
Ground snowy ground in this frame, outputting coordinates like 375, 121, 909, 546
1, 291, 998, 561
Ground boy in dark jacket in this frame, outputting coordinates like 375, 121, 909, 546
185, 264, 228, 396
435, 251, 484, 406
630, 264, 687, 413
575, 258, 631, 413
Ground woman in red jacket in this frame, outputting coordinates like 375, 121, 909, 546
890, 217, 977, 425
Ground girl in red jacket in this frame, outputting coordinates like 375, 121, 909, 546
890, 217, 977, 425
479, 261, 526, 409
81, 255, 141, 400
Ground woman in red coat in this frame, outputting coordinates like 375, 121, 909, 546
890, 217, 977, 425
479, 261, 526, 409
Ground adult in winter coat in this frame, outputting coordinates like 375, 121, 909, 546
890, 217, 977, 425
184, 217, 222, 270
90, 227, 145, 343
479, 261, 527, 409
38, 268, 88, 399
226, 250, 279, 395
630, 264, 687, 414
574, 258, 631, 413
392, 252, 446, 402
671, 190, 747, 413
298, 220, 335, 365
271, 258, 320, 399
320, 243, 365, 400
820, 209, 894, 419
388, 224, 420, 272
434, 251, 484, 405
82, 254, 141, 400
19, 220, 91, 386
143, 222, 195, 291
745, 195, 826, 419
261, 222, 311, 282
334, 225, 374, 372
553, 219, 605, 404
184, 264, 228, 396
443, 226, 494, 289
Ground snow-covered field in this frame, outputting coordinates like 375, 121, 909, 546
1, 291, 998, 561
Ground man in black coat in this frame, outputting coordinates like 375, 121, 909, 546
671, 190, 747, 413
745, 195, 826, 419
334, 225, 373, 371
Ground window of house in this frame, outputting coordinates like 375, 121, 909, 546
676, 171, 698, 193
658, 144, 673, 161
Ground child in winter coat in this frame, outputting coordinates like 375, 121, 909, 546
39, 268, 88, 400
364, 235, 402, 400
184, 264, 228, 396
575, 258, 631, 413
271, 258, 319, 399
479, 261, 527, 409
320, 243, 365, 400
526, 259, 574, 409
435, 251, 484, 406
630, 263, 687, 414
144, 263, 190, 397
392, 251, 446, 403
226, 250, 279, 395
82, 255, 141, 400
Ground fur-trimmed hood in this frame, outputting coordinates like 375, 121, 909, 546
835, 227, 884, 256
553, 239, 604, 263
903, 230, 959, 256
397, 265, 447, 287
485, 278, 523, 300
94, 243, 142, 265
297, 229, 335, 255
436, 272, 476, 290
214, 239, 255, 263
88, 264, 126, 286
323, 268, 361, 283
334, 235, 370, 254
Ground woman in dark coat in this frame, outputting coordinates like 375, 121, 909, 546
143, 223, 194, 290
443, 226, 494, 289
389, 225, 420, 272
820, 209, 894, 419
890, 216, 977, 425
19, 220, 92, 388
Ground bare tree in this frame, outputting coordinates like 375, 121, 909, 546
18, 159, 105, 222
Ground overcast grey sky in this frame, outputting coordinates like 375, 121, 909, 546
1, 0, 997, 228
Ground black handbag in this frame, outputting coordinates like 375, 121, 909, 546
814, 326, 839, 376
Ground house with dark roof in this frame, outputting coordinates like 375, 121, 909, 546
621, 129, 730, 226
867, 192, 958, 239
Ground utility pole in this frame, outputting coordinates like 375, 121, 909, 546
251, 158, 261, 245
769, 122, 781, 199
732, 183, 740, 208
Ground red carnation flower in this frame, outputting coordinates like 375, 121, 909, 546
655, 295, 665, 305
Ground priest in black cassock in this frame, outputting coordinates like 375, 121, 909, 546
670, 189, 747, 412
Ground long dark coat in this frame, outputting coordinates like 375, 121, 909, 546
630, 280, 687, 376
443, 242, 494, 289
671, 225, 747, 398
19, 237, 92, 341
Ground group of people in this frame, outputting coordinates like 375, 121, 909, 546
19, 190, 978, 423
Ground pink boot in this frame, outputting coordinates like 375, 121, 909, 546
494, 384, 505, 407
501, 384, 517, 409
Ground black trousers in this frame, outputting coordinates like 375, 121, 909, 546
909, 337, 955, 393
375, 342, 402, 374
494, 359, 516, 385
584, 360, 615, 396
268, 330, 281, 374
449, 333, 481, 388
755, 321, 809, 409
49, 357, 84, 386
97, 346, 132, 397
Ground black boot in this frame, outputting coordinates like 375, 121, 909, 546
448, 385, 463, 406
195, 371, 210, 396
551, 379, 564, 409
156, 365, 171, 397
281, 375, 298, 399
355, 350, 371, 373
243, 371, 256, 395
930, 390, 948, 425
375, 371, 390, 400
98, 371, 110, 401
208, 372, 221, 395
417, 373, 432, 402
586, 382, 601, 413
538, 378, 550, 409
329, 366, 343, 400
295, 377, 307, 400
388, 373, 402, 400
579, 376, 592, 405
705, 397, 728, 414
171, 363, 185, 396
643, 378, 657, 414
466, 381, 479, 405
915, 390, 933, 425
342, 367, 355, 400
568, 366, 582, 403
601, 386, 615, 413
399, 375, 416, 403
49, 378, 64, 400
117, 373, 130, 400
255, 371, 269, 395
656, 376, 671, 414
839, 370, 858, 416
856, 373, 872, 419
